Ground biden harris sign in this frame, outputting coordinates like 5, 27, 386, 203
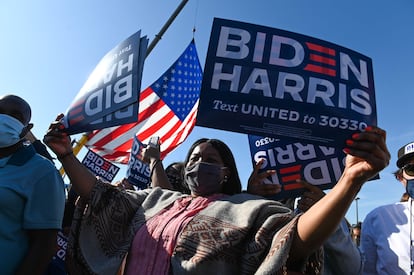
197, 18, 377, 146
63, 30, 148, 135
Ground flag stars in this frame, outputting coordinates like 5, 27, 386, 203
149, 43, 202, 121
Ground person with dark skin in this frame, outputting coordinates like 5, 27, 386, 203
44, 113, 389, 274
0, 94, 65, 275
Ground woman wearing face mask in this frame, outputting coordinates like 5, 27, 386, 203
144, 138, 239, 196
44, 113, 390, 275
182, 138, 241, 196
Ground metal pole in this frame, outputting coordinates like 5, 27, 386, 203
146, 0, 190, 57
355, 197, 360, 224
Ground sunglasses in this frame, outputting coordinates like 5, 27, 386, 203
402, 163, 414, 177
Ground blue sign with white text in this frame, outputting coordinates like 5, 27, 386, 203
81, 149, 120, 182
197, 18, 377, 148
248, 134, 346, 200
63, 30, 148, 134
126, 135, 150, 189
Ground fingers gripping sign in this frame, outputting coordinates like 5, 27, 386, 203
343, 126, 390, 183
43, 114, 73, 160
247, 158, 281, 196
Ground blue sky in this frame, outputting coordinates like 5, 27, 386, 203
1, 0, 413, 224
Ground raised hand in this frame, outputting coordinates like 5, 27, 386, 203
43, 113, 73, 159
342, 126, 390, 185
43, 114, 95, 198
247, 158, 281, 196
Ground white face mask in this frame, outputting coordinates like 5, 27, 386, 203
0, 114, 24, 148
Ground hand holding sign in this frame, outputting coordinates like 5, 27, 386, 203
126, 136, 151, 189
247, 158, 280, 196
141, 136, 161, 164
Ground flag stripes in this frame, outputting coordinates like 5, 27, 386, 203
86, 40, 202, 164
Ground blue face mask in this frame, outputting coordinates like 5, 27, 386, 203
0, 114, 24, 148
406, 179, 414, 199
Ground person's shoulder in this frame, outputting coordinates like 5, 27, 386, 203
365, 202, 405, 220
230, 192, 265, 201
25, 152, 62, 181
31, 152, 57, 168
31, 140, 55, 161
224, 193, 290, 208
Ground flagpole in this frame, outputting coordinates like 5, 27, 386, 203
146, 0, 190, 57
60, 0, 190, 176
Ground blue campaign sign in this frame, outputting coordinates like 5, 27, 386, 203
67, 102, 139, 134
81, 149, 120, 182
248, 134, 346, 200
46, 231, 67, 274
63, 30, 148, 135
126, 135, 150, 189
197, 18, 377, 148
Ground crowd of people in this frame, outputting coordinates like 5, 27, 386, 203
2, 93, 414, 274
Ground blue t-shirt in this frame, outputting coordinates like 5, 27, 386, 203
0, 145, 65, 274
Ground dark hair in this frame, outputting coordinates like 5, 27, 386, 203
184, 138, 242, 195
165, 161, 190, 194
393, 168, 402, 180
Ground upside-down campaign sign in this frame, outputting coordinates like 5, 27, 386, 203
63, 30, 148, 134
248, 134, 379, 199
81, 149, 120, 182
197, 18, 377, 147
248, 134, 346, 200
126, 135, 150, 189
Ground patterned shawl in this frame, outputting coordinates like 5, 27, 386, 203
66, 180, 322, 274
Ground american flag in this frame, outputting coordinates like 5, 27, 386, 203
85, 40, 202, 164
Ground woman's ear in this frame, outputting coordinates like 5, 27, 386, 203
223, 167, 231, 179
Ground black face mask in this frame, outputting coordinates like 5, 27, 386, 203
406, 179, 414, 199
184, 162, 225, 196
